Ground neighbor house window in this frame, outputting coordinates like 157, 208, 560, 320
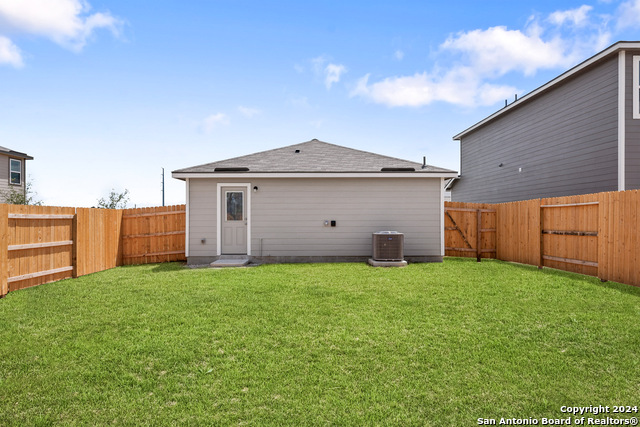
634, 56, 640, 119
9, 158, 21, 185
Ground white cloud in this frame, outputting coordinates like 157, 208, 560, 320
548, 5, 593, 27
441, 26, 574, 77
394, 50, 404, 60
616, 0, 640, 29
0, 35, 23, 67
238, 106, 261, 117
352, 4, 618, 109
0, 0, 122, 53
310, 55, 347, 89
201, 113, 229, 133
311, 55, 327, 74
324, 63, 346, 89
351, 70, 516, 108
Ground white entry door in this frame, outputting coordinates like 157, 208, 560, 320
221, 187, 248, 254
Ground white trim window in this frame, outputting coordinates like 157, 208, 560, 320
634, 55, 640, 119
9, 158, 22, 185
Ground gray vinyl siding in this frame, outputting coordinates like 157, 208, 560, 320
453, 55, 619, 203
625, 50, 640, 189
188, 177, 442, 258
0, 154, 25, 200
187, 178, 217, 256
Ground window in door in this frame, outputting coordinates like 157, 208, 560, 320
226, 191, 244, 221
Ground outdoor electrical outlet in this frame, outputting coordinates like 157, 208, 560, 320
201, 238, 206, 244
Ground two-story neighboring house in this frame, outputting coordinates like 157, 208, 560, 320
452, 41, 640, 203
0, 146, 33, 202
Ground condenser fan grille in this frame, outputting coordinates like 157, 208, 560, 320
372, 232, 404, 261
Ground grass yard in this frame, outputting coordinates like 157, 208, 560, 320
0, 258, 639, 426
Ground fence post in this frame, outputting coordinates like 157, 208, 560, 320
476, 209, 482, 262
538, 200, 544, 269
0, 204, 8, 297
597, 192, 607, 282
72, 208, 78, 278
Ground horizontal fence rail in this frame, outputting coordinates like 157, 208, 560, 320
445, 202, 496, 262
121, 205, 186, 265
1, 204, 186, 297
446, 189, 640, 287
4, 206, 76, 292
3, 189, 640, 296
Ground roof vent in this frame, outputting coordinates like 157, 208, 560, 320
214, 167, 249, 172
294, 149, 300, 153
380, 167, 415, 172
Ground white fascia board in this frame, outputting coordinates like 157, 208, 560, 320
453, 41, 640, 141
172, 172, 459, 179
619, 51, 626, 191
444, 176, 459, 190
185, 178, 190, 257
440, 177, 445, 257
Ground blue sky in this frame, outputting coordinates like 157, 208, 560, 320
1, 0, 639, 207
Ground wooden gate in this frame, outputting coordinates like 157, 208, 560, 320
444, 202, 496, 261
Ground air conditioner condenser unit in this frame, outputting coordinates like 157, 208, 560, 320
372, 231, 404, 261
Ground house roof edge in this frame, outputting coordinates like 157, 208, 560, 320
453, 41, 640, 141
0, 146, 34, 160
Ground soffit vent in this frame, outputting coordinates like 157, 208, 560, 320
214, 167, 250, 172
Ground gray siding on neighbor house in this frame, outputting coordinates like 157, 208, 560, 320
0, 154, 25, 199
188, 177, 443, 259
625, 50, 640, 189
454, 55, 619, 203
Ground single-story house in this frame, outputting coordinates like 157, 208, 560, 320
0, 146, 33, 202
172, 139, 457, 264
452, 41, 640, 203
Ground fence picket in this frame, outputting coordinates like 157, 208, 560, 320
0, 204, 185, 295
447, 190, 640, 287
0, 204, 8, 297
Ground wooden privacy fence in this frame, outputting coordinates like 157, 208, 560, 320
0, 204, 185, 297
121, 205, 186, 265
445, 189, 640, 287
445, 202, 496, 261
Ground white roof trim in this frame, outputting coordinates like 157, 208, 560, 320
444, 177, 459, 190
453, 41, 640, 140
172, 172, 458, 180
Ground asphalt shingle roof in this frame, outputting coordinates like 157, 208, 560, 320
174, 139, 455, 174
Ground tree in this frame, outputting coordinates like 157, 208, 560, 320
1, 179, 43, 205
97, 189, 130, 209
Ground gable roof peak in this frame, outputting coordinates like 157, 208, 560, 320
173, 139, 456, 174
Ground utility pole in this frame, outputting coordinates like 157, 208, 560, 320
161, 167, 165, 207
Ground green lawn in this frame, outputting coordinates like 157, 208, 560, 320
0, 259, 639, 426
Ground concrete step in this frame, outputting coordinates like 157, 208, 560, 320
367, 258, 407, 267
210, 257, 250, 268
